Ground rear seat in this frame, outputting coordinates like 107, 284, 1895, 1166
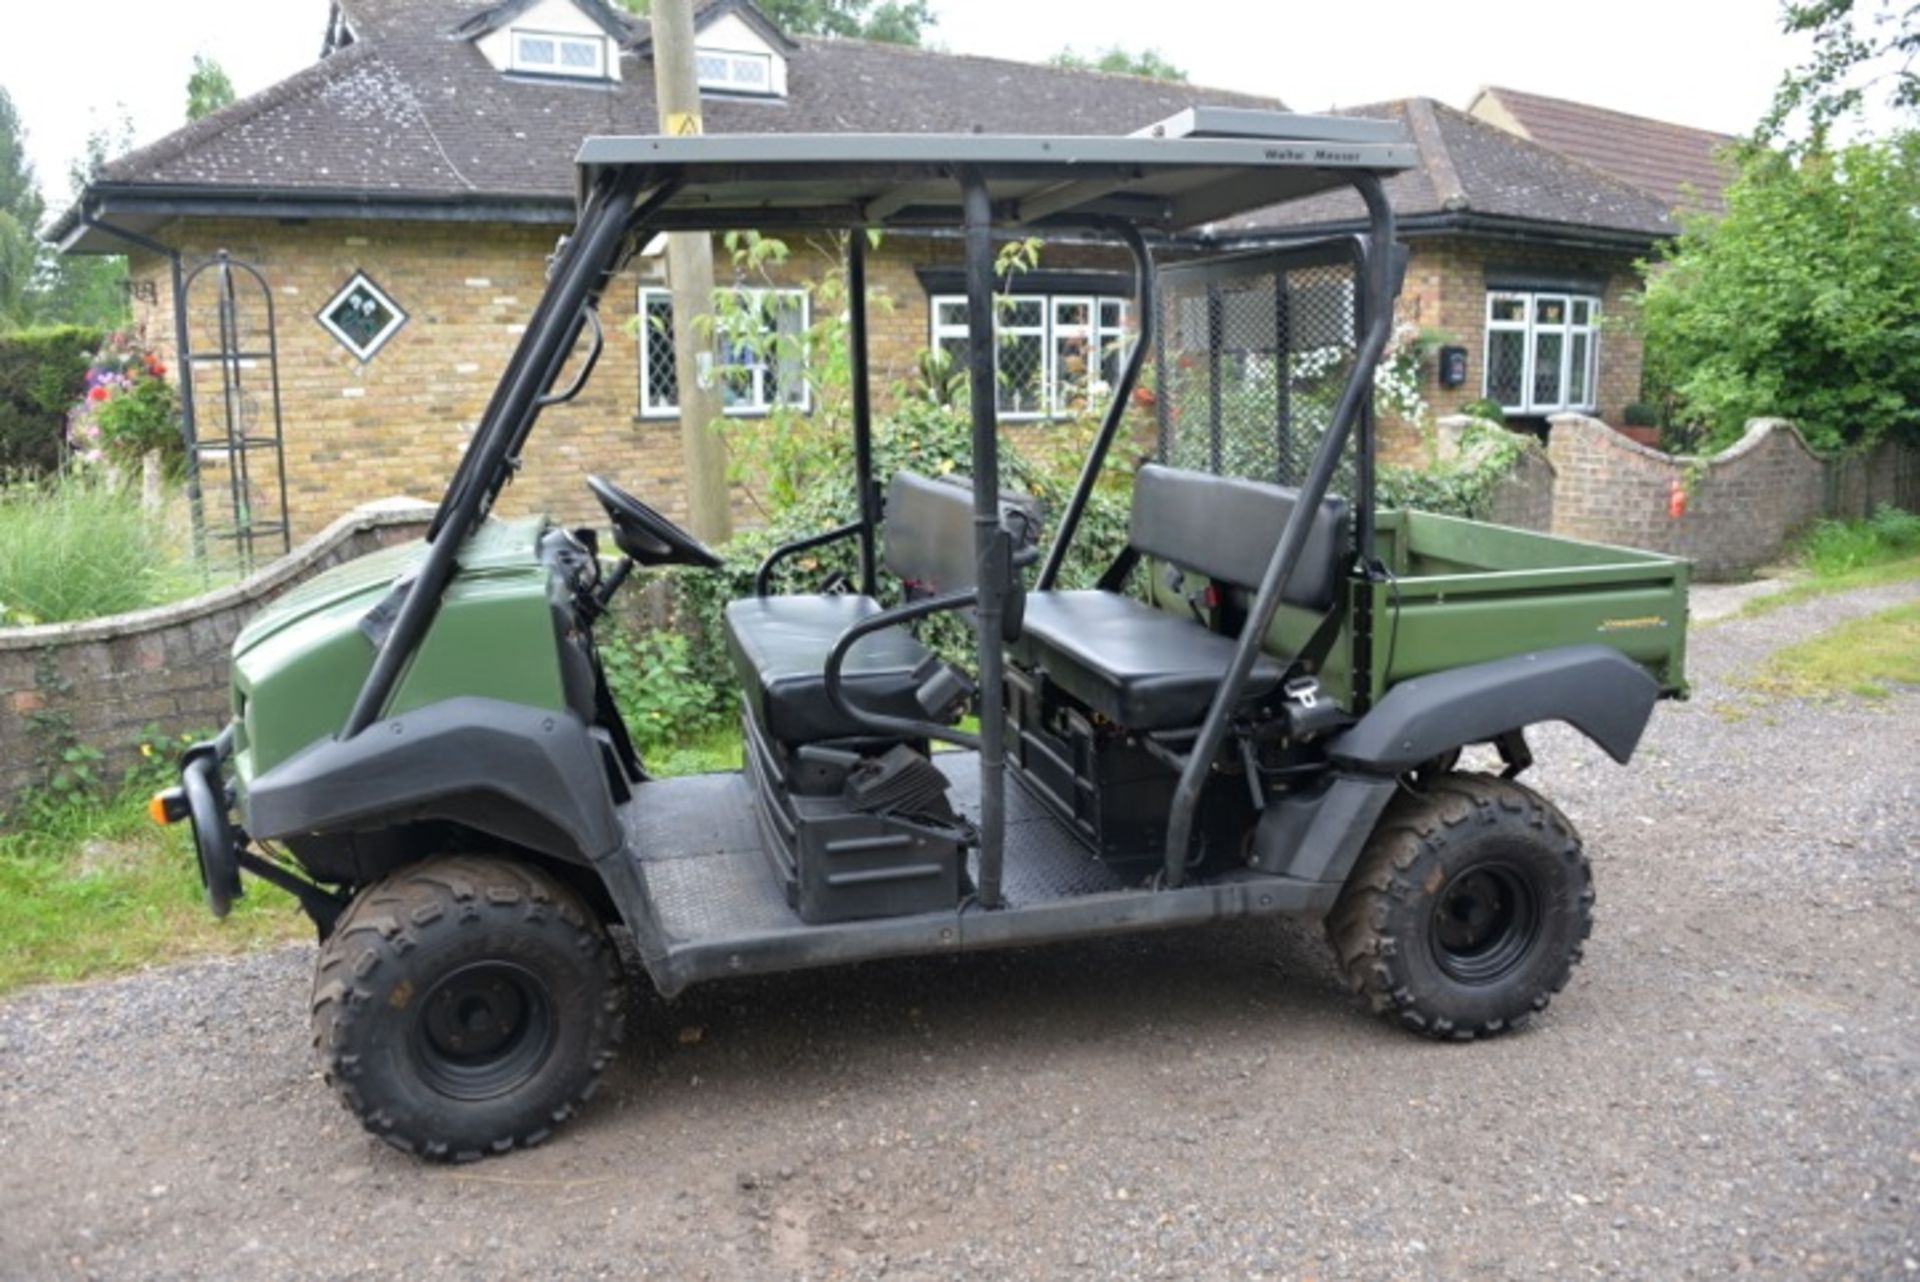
723, 472, 983, 746
1012, 464, 1350, 730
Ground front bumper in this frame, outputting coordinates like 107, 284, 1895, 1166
152, 725, 244, 918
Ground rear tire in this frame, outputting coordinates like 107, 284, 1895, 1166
1325, 773, 1593, 1040
311, 855, 625, 1161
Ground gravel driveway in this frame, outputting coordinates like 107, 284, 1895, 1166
2, 581, 1916, 1281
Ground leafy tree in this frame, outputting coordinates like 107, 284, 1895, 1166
31, 116, 131, 330
1638, 133, 1920, 453
616, 0, 932, 44
1050, 46, 1187, 81
0, 87, 46, 329
1762, 0, 1918, 142
185, 54, 237, 122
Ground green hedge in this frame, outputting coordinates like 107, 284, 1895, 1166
0, 325, 103, 475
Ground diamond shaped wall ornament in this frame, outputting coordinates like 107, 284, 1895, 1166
318, 272, 407, 361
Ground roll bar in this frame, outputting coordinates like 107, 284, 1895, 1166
1158, 171, 1398, 887
338, 145, 1407, 913
345, 170, 663, 736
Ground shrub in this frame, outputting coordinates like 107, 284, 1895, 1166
1639, 135, 1920, 453
1622, 402, 1659, 428
0, 480, 193, 625
1377, 421, 1532, 519
1800, 505, 1920, 577
597, 625, 730, 750
0, 325, 104, 475
1458, 397, 1505, 424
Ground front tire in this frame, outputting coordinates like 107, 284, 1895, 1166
311, 855, 625, 1160
1326, 773, 1593, 1040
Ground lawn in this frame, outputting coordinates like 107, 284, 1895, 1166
0, 791, 308, 996
1737, 507, 1920, 619
0, 728, 749, 998
1748, 602, 1920, 701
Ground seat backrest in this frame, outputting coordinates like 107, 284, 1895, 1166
1128, 463, 1351, 611
883, 471, 1040, 595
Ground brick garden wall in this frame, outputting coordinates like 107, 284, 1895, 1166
1546, 414, 1920, 579
0, 500, 433, 810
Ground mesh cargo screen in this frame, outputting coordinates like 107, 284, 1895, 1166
1154, 243, 1365, 501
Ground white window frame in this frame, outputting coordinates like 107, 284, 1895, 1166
510, 29, 608, 79
317, 271, 407, 362
637, 285, 811, 419
930, 292, 1133, 421
1483, 289, 1600, 414
695, 47, 776, 95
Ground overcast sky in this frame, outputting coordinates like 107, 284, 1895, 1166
0, 0, 1871, 223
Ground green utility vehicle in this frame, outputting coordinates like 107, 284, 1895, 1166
158, 111, 1689, 1161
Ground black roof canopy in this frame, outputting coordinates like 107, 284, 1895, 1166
574, 115, 1417, 233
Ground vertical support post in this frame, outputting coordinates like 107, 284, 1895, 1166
960, 170, 1005, 910
214, 253, 254, 574
651, 0, 731, 545
1158, 173, 1399, 888
1206, 287, 1223, 474
1274, 275, 1292, 485
847, 230, 879, 597
1353, 275, 1377, 570
168, 249, 205, 566
1037, 223, 1153, 591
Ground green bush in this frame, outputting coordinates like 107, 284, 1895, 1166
597, 625, 731, 750
0, 325, 104, 475
1458, 397, 1505, 424
1800, 505, 1920, 577
0, 480, 194, 625
1377, 421, 1531, 519
1639, 135, 1920, 453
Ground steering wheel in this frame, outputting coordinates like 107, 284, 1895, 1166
586, 475, 723, 569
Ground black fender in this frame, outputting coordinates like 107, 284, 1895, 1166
1329, 645, 1661, 775
244, 697, 623, 865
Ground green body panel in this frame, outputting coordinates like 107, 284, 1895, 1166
229, 517, 565, 786
1153, 509, 1690, 710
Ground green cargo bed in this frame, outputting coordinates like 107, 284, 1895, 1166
1236, 510, 1690, 709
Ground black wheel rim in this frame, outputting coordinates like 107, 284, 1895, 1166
409, 962, 556, 1101
1429, 862, 1540, 985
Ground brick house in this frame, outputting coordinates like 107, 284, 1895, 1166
53, 0, 1676, 538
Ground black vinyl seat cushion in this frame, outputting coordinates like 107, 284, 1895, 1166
1012, 591, 1287, 730
724, 595, 941, 744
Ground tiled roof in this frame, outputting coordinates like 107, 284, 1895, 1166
64, 0, 1677, 253
1225, 99, 1677, 243
91, 0, 1282, 200
1471, 86, 1735, 213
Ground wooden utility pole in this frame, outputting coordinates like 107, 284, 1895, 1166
650, 0, 731, 542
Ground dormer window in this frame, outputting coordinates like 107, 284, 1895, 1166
696, 48, 774, 95
511, 30, 608, 79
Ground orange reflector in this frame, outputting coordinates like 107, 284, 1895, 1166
147, 794, 172, 826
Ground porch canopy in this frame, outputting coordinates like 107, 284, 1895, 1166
573, 109, 1416, 233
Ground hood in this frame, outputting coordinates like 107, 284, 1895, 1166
234, 516, 547, 657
